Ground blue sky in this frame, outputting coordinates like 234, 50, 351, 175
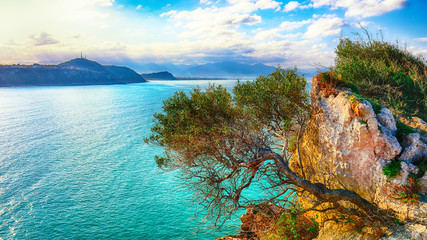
0, 0, 425, 69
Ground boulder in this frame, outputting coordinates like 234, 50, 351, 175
381, 223, 427, 240
399, 133, 427, 164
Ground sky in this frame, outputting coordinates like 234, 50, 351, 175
0, 0, 426, 69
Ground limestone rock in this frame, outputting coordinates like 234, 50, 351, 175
314, 222, 365, 240
381, 223, 427, 240
291, 77, 427, 223
399, 133, 427, 164
293, 89, 401, 202
377, 108, 397, 134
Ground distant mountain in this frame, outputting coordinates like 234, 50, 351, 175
185, 61, 276, 77
141, 71, 176, 80
0, 58, 146, 87
134, 61, 277, 77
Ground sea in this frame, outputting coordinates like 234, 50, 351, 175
0, 80, 246, 240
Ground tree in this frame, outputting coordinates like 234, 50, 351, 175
146, 67, 385, 228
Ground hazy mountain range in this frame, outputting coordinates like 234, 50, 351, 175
137, 61, 318, 78
137, 61, 277, 77
0, 58, 319, 87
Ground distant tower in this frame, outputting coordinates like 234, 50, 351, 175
81, 52, 83, 58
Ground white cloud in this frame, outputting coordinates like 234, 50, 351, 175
30, 32, 60, 46
200, 0, 213, 4
280, 19, 312, 31
304, 14, 345, 38
136, 5, 143, 10
414, 37, 427, 42
311, 0, 407, 18
160, 1, 281, 40
284, 1, 300, 12
89, 0, 115, 7
284, 1, 311, 12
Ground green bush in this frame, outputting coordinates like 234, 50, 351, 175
334, 36, 427, 120
383, 159, 402, 179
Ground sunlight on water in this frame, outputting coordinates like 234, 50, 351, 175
0, 81, 245, 240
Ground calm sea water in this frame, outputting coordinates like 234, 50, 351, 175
0, 80, 245, 240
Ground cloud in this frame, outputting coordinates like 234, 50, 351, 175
280, 19, 312, 31
160, 1, 281, 40
414, 37, 427, 42
30, 32, 60, 46
304, 14, 345, 38
311, 0, 407, 18
136, 5, 142, 10
200, 0, 213, 4
91, 0, 114, 7
284, 1, 311, 12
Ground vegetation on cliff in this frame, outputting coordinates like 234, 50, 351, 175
146, 68, 393, 239
147, 32, 426, 239
321, 32, 426, 120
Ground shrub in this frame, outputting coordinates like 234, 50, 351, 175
266, 211, 319, 240
394, 177, 421, 204
334, 35, 427, 120
383, 159, 402, 179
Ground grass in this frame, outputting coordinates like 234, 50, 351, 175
396, 120, 417, 143
331, 33, 427, 120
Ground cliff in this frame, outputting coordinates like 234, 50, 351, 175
0, 58, 146, 87
222, 75, 427, 240
288, 75, 427, 239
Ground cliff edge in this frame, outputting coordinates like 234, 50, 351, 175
288, 75, 427, 239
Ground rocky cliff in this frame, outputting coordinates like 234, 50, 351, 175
288, 75, 427, 239
222, 75, 427, 240
0, 58, 146, 87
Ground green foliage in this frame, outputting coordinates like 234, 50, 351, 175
145, 84, 238, 168
233, 67, 310, 132
359, 120, 367, 125
334, 36, 427, 120
415, 156, 427, 179
383, 159, 402, 179
396, 120, 416, 143
364, 97, 382, 115
395, 177, 421, 204
146, 67, 311, 223
395, 218, 404, 225
266, 212, 319, 240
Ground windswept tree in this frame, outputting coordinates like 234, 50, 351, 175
146, 68, 385, 229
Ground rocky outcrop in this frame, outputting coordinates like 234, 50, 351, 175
315, 222, 427, 240
224, 75, 426, 240
288, 75, 427, 238
399, 133, 427, 164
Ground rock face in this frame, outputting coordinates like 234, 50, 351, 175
291, 76, 427, 227
399, 133, 427, 164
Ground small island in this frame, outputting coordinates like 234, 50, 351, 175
0, 58, 147, 87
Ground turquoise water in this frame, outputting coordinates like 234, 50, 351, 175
0, 80, 244, 240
